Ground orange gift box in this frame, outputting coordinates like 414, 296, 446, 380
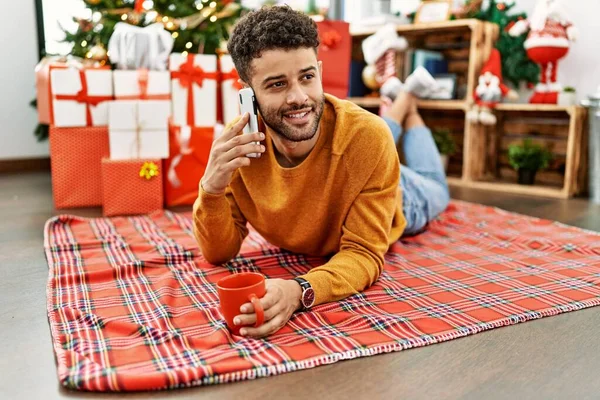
164, 124, 215, 206
101, 159, 164, 216
49, 126, 109, 209
316, 20, 351, 99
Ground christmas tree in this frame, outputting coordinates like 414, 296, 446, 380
472, 0, 539, 87
64, 0, 246, 63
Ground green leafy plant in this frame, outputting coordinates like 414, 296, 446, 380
563, 86, 576, 93
432, 129, 457, 156
508, 139, 553, 171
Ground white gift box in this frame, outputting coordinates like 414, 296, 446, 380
220, 55, 242, 125
108, 100, 170, 160
50, 67, 113, 127
113, 70, 171, 100
169, 53, 217, 127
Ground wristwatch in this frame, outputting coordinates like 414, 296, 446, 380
293, 277, 315, 310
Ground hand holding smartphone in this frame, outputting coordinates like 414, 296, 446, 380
238, 88, 261, 158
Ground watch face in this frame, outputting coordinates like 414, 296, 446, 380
302, 287, 315, 308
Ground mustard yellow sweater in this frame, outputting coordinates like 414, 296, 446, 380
193, 94, 406, 305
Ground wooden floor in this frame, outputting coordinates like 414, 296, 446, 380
2, 171, 600, 400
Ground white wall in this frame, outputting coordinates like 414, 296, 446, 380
510, 0, 600, 102
0, 1, 48, 161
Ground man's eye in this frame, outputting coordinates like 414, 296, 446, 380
270, 82, 285, 88
303, 74, 315, 80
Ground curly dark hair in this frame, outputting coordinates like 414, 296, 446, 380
227, 5, 320, 83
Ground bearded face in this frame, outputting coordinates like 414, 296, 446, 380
475, 72, 502, 102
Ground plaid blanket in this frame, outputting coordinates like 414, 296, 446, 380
44, 201, 600, 391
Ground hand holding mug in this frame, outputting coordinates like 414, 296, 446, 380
217, 272, 266, 336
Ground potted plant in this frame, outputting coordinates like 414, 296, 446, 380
508, 139, 553, 185
558, 86, 577, 106
432, 128, 457, 171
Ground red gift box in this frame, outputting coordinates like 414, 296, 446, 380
164, 124, 215, 206
316, 20, 351, 99
49, 126, 109, 209
101, 159, 164, 216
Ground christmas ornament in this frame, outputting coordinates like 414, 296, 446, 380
453, 0, 483, 19
87, 42, 108, 62
84, 0, 102, 5
509, 0, 577, 104
219, 40, 229, 54
76, 18, 94, 33
467, 48, 518, 125
127, 10, 144, 25
362, 65, 380, 91
215, 3, 241, 19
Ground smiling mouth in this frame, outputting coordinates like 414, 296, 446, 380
283, 108, 312, 124
287, 111, 309, 118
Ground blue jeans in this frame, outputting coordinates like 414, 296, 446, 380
383, 117, 450, 236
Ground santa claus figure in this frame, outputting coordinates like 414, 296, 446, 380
509, 0, 577, 104
467, 48, 518, 125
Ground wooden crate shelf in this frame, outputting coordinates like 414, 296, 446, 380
347, 19, 588, 199
348, 97, 468, 110
350, 19, 498, 107
350, 19, 480, 37
495, 103, 578, 112
462, 106, 588, 199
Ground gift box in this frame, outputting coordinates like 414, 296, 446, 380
316, 20, 351, 99
113, 69, 171, 100
101, 158, 163, 216
108, 22, 174, 71
164, 124, 215, 206
220, 54, 242, 125
49, 126, 109, 208
108, 100, 170, 160
49, 66, 113, 127
35, 56, 84, 124
169, 53, 218, 127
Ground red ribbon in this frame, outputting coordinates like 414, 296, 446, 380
116, 69, 171, 100
171, 54, 218, 126
320, 29, 342, 50
55, 69, 112, 126
221, 68, 243, 91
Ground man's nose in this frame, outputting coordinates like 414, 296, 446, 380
286, 82, 308, 105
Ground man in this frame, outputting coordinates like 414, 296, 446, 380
193, 6, 449, 338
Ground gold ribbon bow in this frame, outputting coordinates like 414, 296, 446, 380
139, 161, 159, 180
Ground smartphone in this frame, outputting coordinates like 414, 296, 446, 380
238, 87, 260, 158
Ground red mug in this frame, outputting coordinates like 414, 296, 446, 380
216, 272, 266, 336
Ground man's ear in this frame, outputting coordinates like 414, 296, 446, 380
238, 79, 250, 88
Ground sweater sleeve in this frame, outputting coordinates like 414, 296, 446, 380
299, 139, 402, 305
192, 178, 249, 265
